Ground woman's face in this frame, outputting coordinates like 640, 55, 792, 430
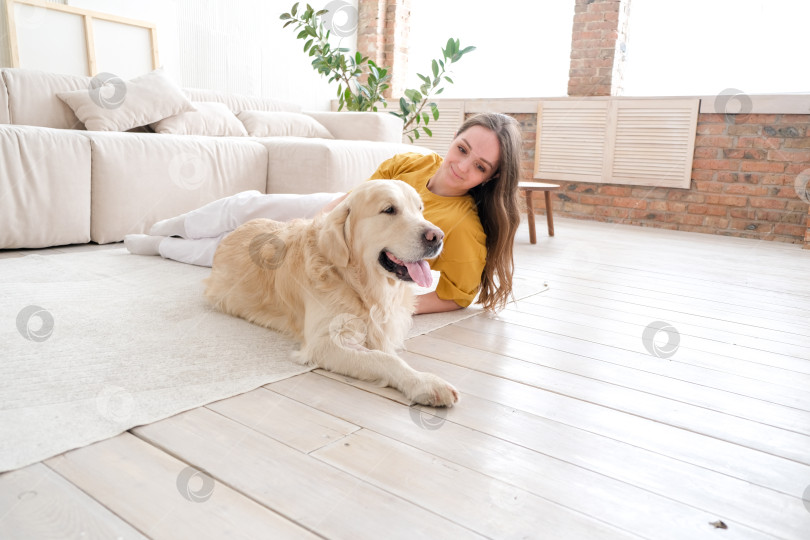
431, 125, 500, 197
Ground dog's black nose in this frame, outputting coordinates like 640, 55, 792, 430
424, 226, 444, 245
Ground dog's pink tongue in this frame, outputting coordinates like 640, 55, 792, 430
404, 260, 432, 288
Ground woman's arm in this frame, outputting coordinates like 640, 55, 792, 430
319, 193, 349, 214
414, 291, 463, 314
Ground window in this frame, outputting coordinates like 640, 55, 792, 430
622, 0, 810, 95
406, 0, 575, 99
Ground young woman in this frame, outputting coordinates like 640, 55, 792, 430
125, 112, 523, 314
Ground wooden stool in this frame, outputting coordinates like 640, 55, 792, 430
518, 181, 559, 243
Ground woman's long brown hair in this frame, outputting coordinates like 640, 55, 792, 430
462, 113, 523, 312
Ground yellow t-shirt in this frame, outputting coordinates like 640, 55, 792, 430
367, 152, 486, 307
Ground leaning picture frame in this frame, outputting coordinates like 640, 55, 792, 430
4, 0, 158, 78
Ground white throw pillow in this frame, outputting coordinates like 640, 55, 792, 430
237, 110, 334, 139
56, 69, 196, 132
151, 102, 248, 136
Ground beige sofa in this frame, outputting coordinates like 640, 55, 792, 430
0, 68, 427, 249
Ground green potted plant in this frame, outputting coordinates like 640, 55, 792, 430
280, 2, 474, 142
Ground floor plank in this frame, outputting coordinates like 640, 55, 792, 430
509, 288, 810, 360
524, 269, 809, 331
297, 355, 810, 540
475, 310, 810, 391
205, 386, 359, 454
408, 330, 810, 434
0, 463, 147, 540
311, 429, 639, 540
428, 318, 810, 412
132, 406, 484, 539
353, 351, 810, 502
404, 329, 810, 465
270, 373, 783, 539
45, 432, 317, 540
520, 288, 810, 349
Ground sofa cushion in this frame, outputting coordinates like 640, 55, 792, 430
258, 137, 430, 195
0, 126, 91, 248
1, 69, 90, 129
151, 102, 248, 136
237, 111, 333, 139
304, 111, 404, 143
57, 69, 196, 132
87, 132, 268, 243
183, 88, 302, 114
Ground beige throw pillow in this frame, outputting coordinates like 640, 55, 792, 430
237, 110, 334, 139
151, 102, 247, 136
56, 69, 196, 132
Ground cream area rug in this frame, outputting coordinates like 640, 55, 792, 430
0, 248, 484, 473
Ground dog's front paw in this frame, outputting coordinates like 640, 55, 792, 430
408, 373, 459, 407
290, 348, 315, 366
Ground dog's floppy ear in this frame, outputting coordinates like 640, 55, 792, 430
318, 200, 351, 267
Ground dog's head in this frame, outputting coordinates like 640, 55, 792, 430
317, 180, 443, 288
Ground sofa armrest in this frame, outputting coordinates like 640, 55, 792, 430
304, 111, 403, 143
0, 126, 91, 248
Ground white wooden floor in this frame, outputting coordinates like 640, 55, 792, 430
2, 217, 810, 539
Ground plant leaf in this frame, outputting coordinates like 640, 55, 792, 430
432, 59, 439, 77
423, 126, 432, 137
445, 37, 456, 56
405, 89, 422, 103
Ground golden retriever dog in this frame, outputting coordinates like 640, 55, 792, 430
204, 180, 459, 407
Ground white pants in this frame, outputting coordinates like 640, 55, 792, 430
158, 190, 345, 267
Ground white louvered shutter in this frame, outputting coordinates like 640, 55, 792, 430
535, 98, 699, 188
608, 100, 700, 188
535, 101, 609, 182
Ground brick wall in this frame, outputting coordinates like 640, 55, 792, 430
515, 111, 810, 246
357, 0, 410, 98
357, 0, 386, 66
568, 0, 628, 97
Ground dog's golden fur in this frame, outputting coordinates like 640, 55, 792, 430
204, 180, 459, 406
